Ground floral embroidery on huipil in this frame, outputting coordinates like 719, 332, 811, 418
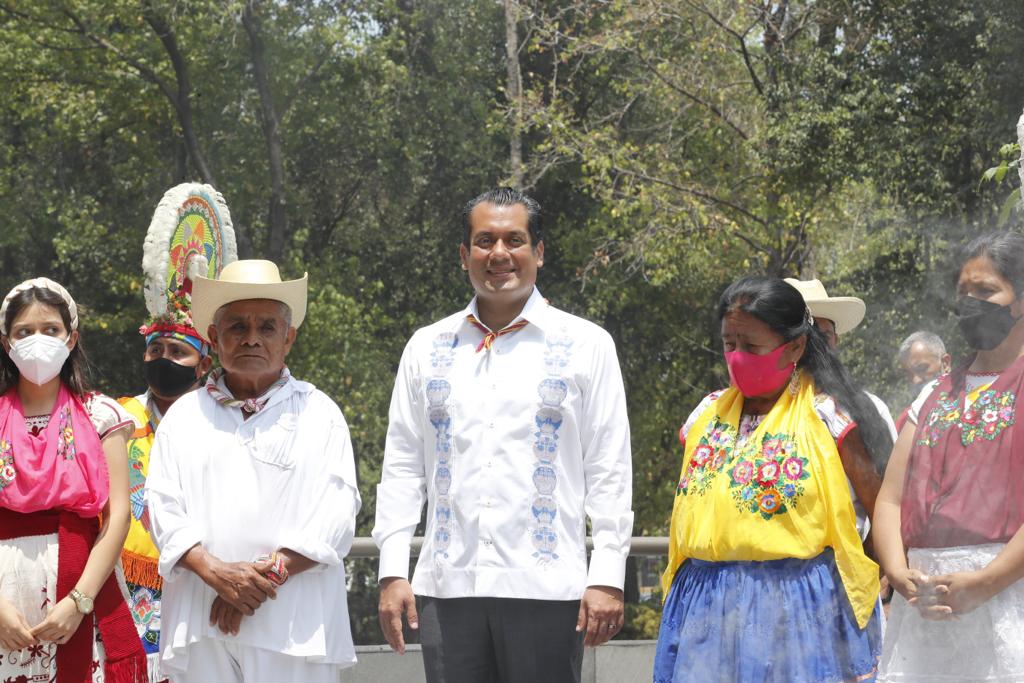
56, 405, 77, 461
0, 438, 15, 489
917, 388, 1015, 448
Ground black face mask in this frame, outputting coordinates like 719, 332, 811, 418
955, 296, 1020, 350
144, 358, 201, 399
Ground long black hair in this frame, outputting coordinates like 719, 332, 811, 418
716, 276, 894, 472
1, 286, 91, 397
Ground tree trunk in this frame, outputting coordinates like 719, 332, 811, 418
504, 0, 524, 188
141, 2, 217, 187
243, 0, 289, 263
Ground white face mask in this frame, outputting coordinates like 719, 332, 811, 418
9, 334, 71, 385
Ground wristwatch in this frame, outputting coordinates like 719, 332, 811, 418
69, 588, 94, 615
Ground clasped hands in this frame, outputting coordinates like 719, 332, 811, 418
891, 567, 998, 620
0, 594, 83, 650
188, 547, 280, 636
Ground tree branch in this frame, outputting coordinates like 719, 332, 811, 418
242, 0, 289, 262
141, 0, 217, 186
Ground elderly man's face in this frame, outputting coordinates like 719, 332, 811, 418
901, 341, 950, 387
209, 299, 295, 377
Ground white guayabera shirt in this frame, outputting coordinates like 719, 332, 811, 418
147, 371, 362, 672
373, 287, 634, 600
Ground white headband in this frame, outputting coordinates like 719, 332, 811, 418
0, 277, 79, 335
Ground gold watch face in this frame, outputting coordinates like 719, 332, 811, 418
71, 590, 94, 614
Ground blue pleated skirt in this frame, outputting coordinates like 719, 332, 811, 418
653, 549, 881, 683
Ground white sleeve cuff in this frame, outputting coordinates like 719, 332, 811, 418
586, 547, 628, 590
377, 530, 414, 582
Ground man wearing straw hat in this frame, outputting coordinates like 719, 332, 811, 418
146, 260, 361, 682
785, 277, 898, 537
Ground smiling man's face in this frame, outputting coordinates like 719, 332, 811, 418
459, 201, 543, 308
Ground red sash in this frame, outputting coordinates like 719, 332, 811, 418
0, 509, 147, 683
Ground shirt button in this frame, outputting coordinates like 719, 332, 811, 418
488, 422, 495, 428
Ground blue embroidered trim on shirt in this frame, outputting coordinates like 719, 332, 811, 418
531, 331, 573, 562
428, 332, 457, 560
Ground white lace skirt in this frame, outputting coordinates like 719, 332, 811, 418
0, 532, 107, 681
880, 543, 1024, 682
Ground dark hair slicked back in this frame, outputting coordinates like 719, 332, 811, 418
462, 187, 543, 247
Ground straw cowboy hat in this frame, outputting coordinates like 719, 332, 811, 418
192, 259, 308, 337
784, 278, 865, 336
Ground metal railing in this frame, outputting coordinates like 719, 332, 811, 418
347, 536, 670, 558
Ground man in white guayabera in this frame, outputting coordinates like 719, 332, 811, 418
146, 260, 361, 682
374, 188, 634, 683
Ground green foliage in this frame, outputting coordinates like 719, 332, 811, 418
0, 0, 1022, 643
621, 597, 663, 640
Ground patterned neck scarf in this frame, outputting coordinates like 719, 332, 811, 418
466, 314, 529, 353
205, 367, 290, 414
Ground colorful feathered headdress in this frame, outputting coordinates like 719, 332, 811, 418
140, 183, 237, 355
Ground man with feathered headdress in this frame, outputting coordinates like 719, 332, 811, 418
118, 184, 236, 681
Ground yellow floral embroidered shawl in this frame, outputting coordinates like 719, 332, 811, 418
662, 371, 878, 628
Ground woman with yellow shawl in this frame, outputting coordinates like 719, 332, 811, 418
655, 277, 891, 682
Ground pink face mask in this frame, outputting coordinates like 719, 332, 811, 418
724, 342, 794, 398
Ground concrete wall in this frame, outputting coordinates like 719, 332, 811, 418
340, 641, 656, 682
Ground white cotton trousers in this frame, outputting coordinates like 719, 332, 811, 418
166, 639, 341, 683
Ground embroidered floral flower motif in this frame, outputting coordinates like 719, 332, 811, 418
55, 406, 76, 461
0, 439, 15, 490
677, 416, 738, 497
762, 438, 783, 458
917, 390, 1015, 447
731, 460, 754, 485
728, 432, 809, 519
783, 456, 804, 481
692, 444, 713, 467
756, 461, 780, 487
757, 489, 783, 517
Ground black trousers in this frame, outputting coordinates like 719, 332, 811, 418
418, 596, 584, 683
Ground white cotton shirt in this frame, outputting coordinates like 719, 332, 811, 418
146, 371, 361, 672
372, 287, 634, 600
